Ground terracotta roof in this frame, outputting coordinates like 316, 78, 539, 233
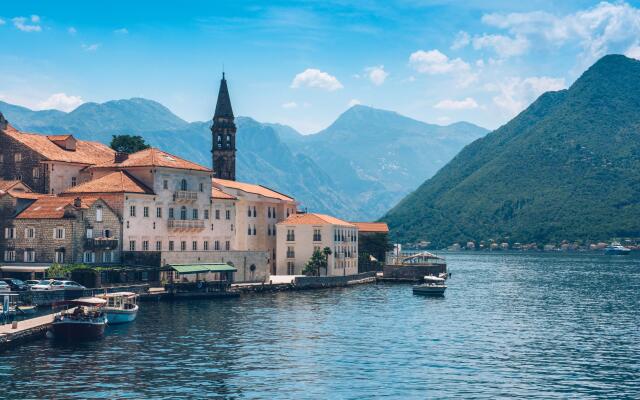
46, 134, 73, 141
0, 180, 23, 191
62, 171, 154, 195
213, 178, 294, 202
3, 125, 115, 165
279, 213, 355, 227
3, 191, 49, 200
352, 222, 389, 233
16, 196, 100, 219
212, 186, 237, 200
93, 148, 210, 172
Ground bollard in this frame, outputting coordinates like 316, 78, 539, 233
11, 321, 18, 329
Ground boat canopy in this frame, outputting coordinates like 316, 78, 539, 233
67, 297, 107, 306
171, 264, 237, 274
98, 292, 137, 299
423, 275, 446, 282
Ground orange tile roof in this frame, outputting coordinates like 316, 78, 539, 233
62, 171, 154, 195
213, 178, 294, 202
5, 192, 49, 200
3, 125, 115, 165
16, 196, 100, 219
0, 180, 23, 191
212, 186, 237, 200
352, 222, 389, 233
279, 213, 354, 227
93, 148, 210, 172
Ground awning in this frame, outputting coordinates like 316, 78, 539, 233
171, 264, 237, 274
0, 265, 50, 273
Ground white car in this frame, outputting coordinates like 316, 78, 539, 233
30, 279, 59, 290
51, 281, 86, 290
0, 281, 10, 292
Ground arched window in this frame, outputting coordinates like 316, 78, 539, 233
180, 206, 187, 220
180, 179, 188, 191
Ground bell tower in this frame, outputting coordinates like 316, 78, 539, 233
211, 72, 237, 181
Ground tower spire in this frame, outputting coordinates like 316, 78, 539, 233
211, 73, 237, 181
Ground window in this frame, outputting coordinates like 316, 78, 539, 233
199, 183, 204, 192
130, 205, 136, 217
192, 241, 197, 251
169, 241, 174, 251
169, 208, 174, 219
215, 210, 220, 220
4, 227, 16, 239
253, 225, 256, 235
180, 206, 187, 220
143, 207, 149, 217
4, 250, 15, 262
163, 180, 168, 190
253, 206, 257, 217
231, 224, 234, 231
83, 251, 95, 263
55, 250, 65, 264
268, 207, 272, 219
96, 206, 103, 222
180, 241, 186, 251
286, 229, 295, 241
203, 241, 209, 251
192, 209, 198, 220
0, 154, 3, 163
86, 228, 93, 239
129, 240, 136, 251
156, 241, 162, 251
225, 210, 230, 220
71, 177, 77, 187
287, 262, 295, 275
313, 229, 322, 242
24, 250, 35, 262
25, 227, 35, 239
225, 241, 230, 251
180, 179, 188, 191
157, 207, 162, 218
204, 209, 209, 219
214, 240, 220, 251
267, 225, 271, 236
248, 226, 252, 235
287, 246, 295, 258
54, 227, 65, 239
32, 167, 40, 179
103, 251, 113, 263
247, 207, 251, 217
104, 229, 111, 238
14, 153, 22, 162
273, 208, 277, 219
143, 241, 149, 251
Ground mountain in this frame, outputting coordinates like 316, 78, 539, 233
0, 99, 486, 220
282, 105, 488, 218
383, 54, 640, 247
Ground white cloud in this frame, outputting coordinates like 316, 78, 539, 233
434, 97, 479, 110
487, 76, 566, 116
472, 34, 529, 58
348, 99, 361, 107
409, 49, 470, 74
36, 93, 84, 112
12, 15, 41, 32
282, 101, 298, 109
451, 31, 470, 50
365, 65, 388, 86
625, 43, 640, 60
114, 28, 129, 35
82, 43, 100, 52
68, 27, 77, 35
291, 68, 343, 91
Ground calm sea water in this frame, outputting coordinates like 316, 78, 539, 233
1, 252, 639, 399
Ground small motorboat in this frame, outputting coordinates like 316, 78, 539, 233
98, 292, 138, 324
604, 242, 631, 255
16, 305, 37, 315
50, 297, 108, 341
413, 275, 447, 296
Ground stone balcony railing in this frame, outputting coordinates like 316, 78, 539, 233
85, 237, 119, 249
167, 219, 205, 231
174, 190, 198, 202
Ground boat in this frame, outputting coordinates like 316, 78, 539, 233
412, 275, 447, 296
50, 297, 108, 341
604, 242, 631, 255
16, 305, 37, 315
98, 292, 139, 324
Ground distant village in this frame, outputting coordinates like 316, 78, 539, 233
0, 74, 391, 286
407, 239, 640, 252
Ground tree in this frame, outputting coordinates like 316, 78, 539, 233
303, 247, 332, 277
110, 134, 150, 154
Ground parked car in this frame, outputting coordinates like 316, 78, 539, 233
24, 280, 41, 287
1, 278, 28, 291
0, 281, 10, 292
51, 281, 86, 290
30, 279, 58, 290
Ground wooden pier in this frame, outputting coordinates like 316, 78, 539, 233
0, 311, 57, 350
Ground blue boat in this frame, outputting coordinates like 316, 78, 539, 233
98, 292, 139, 324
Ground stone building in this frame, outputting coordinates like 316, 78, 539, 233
276, 213, 358, 276
0, 117, 115, 194
211, 73, 237, 181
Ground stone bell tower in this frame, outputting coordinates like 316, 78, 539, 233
211, 73, 237, 181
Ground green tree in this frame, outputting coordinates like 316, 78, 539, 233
110, 134, 150, 154
303, 247, 332, 276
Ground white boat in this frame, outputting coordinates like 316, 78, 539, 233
412, 276, 447, 296
98, 292, 139, 324
604, 242, 631, 255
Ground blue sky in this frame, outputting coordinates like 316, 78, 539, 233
2, 1, 640, 133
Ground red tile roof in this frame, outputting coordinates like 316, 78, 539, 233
212, 186, 237, 200
352, 222, 389, 233
3, 125, 115, 165
63, 171, 154, 195
0, 180, 24, 192
213, 178, 294, 202
16, 196, 100, 219
93, 148, 211, 172
279, 213, 354, 227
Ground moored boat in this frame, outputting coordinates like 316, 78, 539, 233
412, 276, 447, 296
50, 297, 107, 341
604, 242, 631, 255
16, 305, 37, 315
98, 292, 139, 324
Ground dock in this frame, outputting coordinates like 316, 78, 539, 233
0, 311, 56, 350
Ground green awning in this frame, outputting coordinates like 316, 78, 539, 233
171, 264, 237, 274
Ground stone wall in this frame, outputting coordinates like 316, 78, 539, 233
0, 131, 48, 193
383, 264, 447, 280
293, 271, 376, 289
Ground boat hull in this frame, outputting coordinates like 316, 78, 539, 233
412, 285, 447, 296
51, 318, 106, 341
105, 305, 138, 324
604, 249, 631, 255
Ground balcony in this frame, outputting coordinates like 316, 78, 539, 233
174, 190, 198, 202
85, 237, 119, 249
168, 219, 205, 232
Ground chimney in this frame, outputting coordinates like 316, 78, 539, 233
0, 112, 7, 131
115, 152, 129, 163
74, 197, 82, 208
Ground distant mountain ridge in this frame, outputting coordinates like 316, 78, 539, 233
383, 54, 640, 246
0, 99, 487, 220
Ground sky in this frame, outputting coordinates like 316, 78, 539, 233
2, 1, 640, 133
